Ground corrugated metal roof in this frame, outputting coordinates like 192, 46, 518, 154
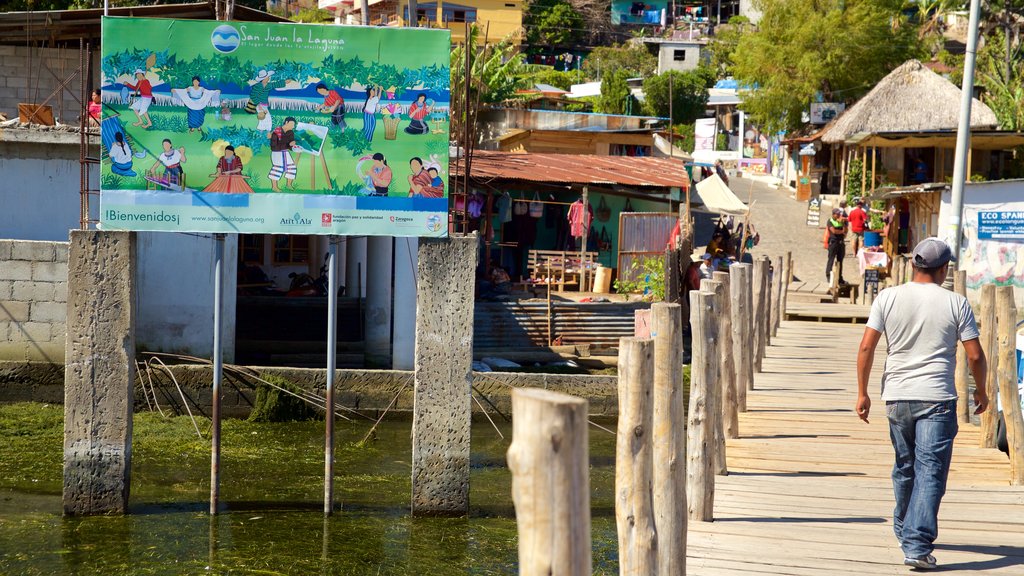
462, 150, 690, 189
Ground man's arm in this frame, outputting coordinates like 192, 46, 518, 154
856, 327, 883, 423
962, 338, 989, 414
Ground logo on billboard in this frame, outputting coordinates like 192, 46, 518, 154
211, 24, 240, 54
321, 213, 332, 227
426, 214, 443, 233
280, 212, 312, 226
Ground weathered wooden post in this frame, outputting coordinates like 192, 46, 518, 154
687, 290, 717, 522
701, 278, 728, 476
616, 338, 658, 573
730, 263, 752, 412
780, 251, 792, 323
763, 257, 773, 348
664, 248, 682, 305
507, 388, 592, 575
411, 234, 478, 515
651, 303, 686, 576
713, 271, 738, 442
752, 257, 768, 373
953, 270, 971, 424
770, 255, 783, 338
996, 287, 1024, 485
63, 231, 136, 516
978, 284, 999, 449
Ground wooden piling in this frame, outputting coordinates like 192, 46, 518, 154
730, 263, 752, 411
713, 271, 738, 442
752, 257, 768, 373
651, 303, 686, 576
979, 284, 999, 448
687, 290, 717, 522
616, 337, 658, 573
764, 257, 773, 348
700, 279, 728, 475
507, 388, 592, 576
770, 255, 783, 338
996, 287, 1024, 485
953, 270, 970, 424
780, 251, 792, 323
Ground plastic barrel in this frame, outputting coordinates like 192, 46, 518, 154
594, 266, 613, 294
863, 231, 882, 247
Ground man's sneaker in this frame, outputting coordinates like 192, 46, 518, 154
904, 554, 937, 569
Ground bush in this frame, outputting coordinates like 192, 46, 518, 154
201, 125, 268, 154
329, 128, 371, 156
614, 256, 665, 301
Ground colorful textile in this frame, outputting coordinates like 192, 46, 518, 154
567, 199, 593, 238
268, 150, 296, 181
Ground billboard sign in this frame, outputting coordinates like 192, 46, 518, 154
809, 102, 845, 125
99, 17, 451, 237
978, 210, 1024, 240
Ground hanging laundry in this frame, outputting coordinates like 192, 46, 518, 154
567, 198, 594, 238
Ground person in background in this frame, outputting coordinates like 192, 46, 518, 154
715, 159, 730, 186
826, 207, 848, 284
88, 89, 102, 125
698, 253, 714, 279
848, 197, 868, 254
856, 238, 988, 571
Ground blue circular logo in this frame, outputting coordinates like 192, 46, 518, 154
211, 25, 240, 54
426, 215, 443, 233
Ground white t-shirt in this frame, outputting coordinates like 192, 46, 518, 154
867, 282, 980, 401
363, 96, 379, 114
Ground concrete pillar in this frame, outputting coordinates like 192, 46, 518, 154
365, 236, 394, 367
345, 236, 367, 298
63, 230, 136, 516
392, 237, 418, 370
411, 233, 478, 515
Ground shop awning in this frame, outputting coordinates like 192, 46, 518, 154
694, 174, 749, 215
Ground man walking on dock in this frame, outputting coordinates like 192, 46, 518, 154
855, 238, 988, 570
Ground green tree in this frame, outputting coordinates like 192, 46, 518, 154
525, 0, 584, 47
706, 16, 753, 79
732, 0, 923, 132
581, 43, 657, 79
642, 68, 715, 124
520, 66, 583, 90
596, 69, 633, 114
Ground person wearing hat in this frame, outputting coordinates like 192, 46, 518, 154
123, 69, 153, 129
848, 197, 868, 254
245, 70, 288, 115
855, 238, 989, 571
698, 253, 714, 279
825, 207, 848, 284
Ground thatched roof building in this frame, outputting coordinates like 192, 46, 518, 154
822, 60, 998, 144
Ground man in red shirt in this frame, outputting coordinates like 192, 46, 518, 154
124, 69, 154, 129
848, 197, 868, 254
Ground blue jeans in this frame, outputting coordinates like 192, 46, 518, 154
886, 399, 958, 558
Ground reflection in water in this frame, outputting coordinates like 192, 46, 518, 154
0, 412, 620, 574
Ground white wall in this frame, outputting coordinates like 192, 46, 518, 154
135, 233, 238, 362
939, 179, 1024, 304
657, 44, 701, 74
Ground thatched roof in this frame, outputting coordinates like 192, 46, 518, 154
822, 60, 998, 144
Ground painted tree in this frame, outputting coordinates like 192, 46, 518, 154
732, 0, 923, 132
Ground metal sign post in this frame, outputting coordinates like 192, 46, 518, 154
324, 238, 338, 515
210, 233, 225, 515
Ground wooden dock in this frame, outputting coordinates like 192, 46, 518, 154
687, 321, 1024, 574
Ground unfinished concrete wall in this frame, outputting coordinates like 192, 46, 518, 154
63, 230, 135, 516
0, 136, 94, 241
411, 234, 478, 515
0, 45, 100, 124
0, 240, 69, 363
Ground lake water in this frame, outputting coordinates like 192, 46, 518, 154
0, 404, 620, 575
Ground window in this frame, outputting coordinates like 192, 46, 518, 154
505, 2, 516, 6
239, 235, 265, 264
272, 235, 309, 265
452, 9, 466, 21
416, 8, 430, 21
673, 49, 687, 61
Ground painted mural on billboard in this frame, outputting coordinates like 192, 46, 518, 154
98, 17, 451, 236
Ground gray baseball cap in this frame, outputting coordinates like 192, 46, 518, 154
911, 238, 955, 268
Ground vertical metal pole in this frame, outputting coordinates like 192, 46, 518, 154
324, 238, 338, 515
948, 0, 982, 274
210, 233, 225, 515
580, 187, 589, 292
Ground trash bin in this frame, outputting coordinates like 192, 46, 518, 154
594, 266, 613, 294
863, 231, 882, 247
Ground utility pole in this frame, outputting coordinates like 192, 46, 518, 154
947, 0, 982, 281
